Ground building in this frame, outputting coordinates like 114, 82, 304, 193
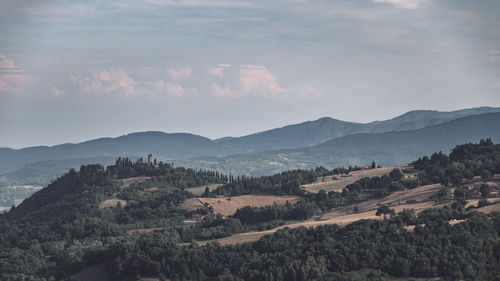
148, 154, 153, 165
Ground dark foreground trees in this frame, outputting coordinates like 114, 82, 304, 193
103, 209, 500, 281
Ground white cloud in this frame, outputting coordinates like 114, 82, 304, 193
153, 80, 199, 97
71, 67, 199, 98
207, 64, 320, 99
71, 68, 138, 96
167, 67, 192, 80
489, 48, 500, 62
50, 86, 65, 97
0, 54, 34, 95
239, 65, 283, 96
142, 0, 252, 8
138, 67, 155, 75
208, 64, 231, 78
209, 82, 238, 98
0, 54, 15, 68
372, 0, 429, 9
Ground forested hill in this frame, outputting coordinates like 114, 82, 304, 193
179, 111, 500, 175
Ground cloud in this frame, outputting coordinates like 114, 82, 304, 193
239, 65, 283, 96
209, 82, 238, 98
142, 0, 252, 8
71, 68, 137, 96
50, 86, 65, 97
208, 64, 231, 78
138, 67, 155, 75
166, 67, 192, 80
0, 54, 15, 68
153, 80, 199, 97
289, 84, 322, 98
71, 67, 198, 98
372, 0, 428, 9
207, 64, 320, 99
0, 54, 34, 95
489, 48, 500, 62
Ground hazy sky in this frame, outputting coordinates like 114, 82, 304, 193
1, 0, 499, 148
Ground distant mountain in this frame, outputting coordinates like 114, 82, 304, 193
1, 107, 499, 185
215, 106, 500, 154
177, 112, 500, 176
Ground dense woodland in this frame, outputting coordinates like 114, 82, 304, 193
0, 140, 499, 280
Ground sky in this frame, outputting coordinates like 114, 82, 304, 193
1, 0, 499, 148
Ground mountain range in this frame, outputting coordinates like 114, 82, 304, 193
1, 106, 499, 185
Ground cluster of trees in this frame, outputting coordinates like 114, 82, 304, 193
107, 160, 229, 185
232, 201, 317, 224
412, 138, 500, 186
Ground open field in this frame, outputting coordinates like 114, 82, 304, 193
178, 194, 301, 216
127, 227, 164, 235
186, 183, 224, 196
121, 176, 151, 189
301, 166, 413, 193
323, 183, 444, 219
98, 198, 127, 208
197, 183, 444, 246
477, 202, 500, 213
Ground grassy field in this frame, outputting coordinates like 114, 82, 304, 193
98, 198, 127, 208
301, 166, 413, 193
186, 183, 224, 196
178, 194, 301, 217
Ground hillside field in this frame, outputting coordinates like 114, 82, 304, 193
300, 166, 412, 193
179, 195, 301, 217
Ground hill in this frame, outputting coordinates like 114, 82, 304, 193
178, 112, 500, 175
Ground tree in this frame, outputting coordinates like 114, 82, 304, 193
454, 187, 470, 204
203, 186, 210, 197
389, 169, 404, 181
376, 205, 394, 219
480, 184, 491, 198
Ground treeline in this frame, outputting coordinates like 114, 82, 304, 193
232, 201, 317, 224
107, 160, 229, 184
207, 167, 333, 196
